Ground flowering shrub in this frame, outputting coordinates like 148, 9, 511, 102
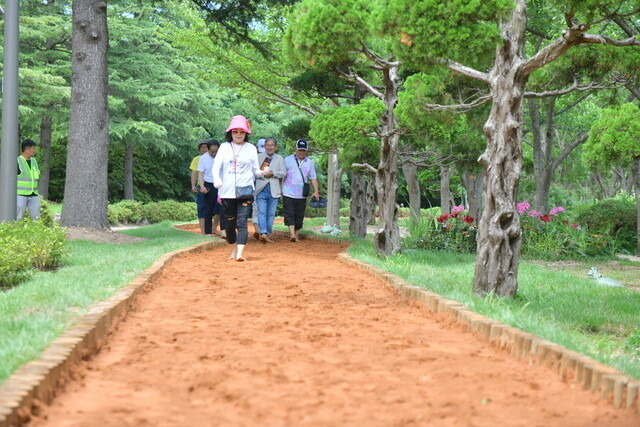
406, 201, 619, 259
518, 201, 617, 259
405, 205, 477, 253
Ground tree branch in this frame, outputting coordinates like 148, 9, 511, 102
443, 59, 489, 83
579, 33, 640, 46
550, 133, 588, 172
351, 162, 378, 174
524, 79, 622, 98
415, 94, 492, 112
554, 91, 593, 116
334, 67, 385, 100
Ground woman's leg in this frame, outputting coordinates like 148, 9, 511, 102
266, 196, 279, 235
235, 200, 253, 260
222, 199, 238, 244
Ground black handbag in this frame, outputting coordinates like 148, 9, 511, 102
296, 158, 311, 198
235, 185, 254, 201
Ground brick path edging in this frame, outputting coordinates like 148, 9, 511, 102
0, 238, 226, 427
334, 250, 640, 414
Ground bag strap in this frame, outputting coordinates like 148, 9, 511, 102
295, 158, 306, 183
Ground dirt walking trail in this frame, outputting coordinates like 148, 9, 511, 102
31, 232, 639, 426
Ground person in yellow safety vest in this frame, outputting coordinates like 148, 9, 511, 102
16, 139, 41, 220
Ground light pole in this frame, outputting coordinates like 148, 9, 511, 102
0, 0, 20, 222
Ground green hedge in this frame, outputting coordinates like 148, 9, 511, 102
575, 197, 637, 253
0, 220, 67, 288
108, 200, 197, 225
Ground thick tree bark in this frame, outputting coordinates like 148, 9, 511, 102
462, 169, 483, 220
439, 165, 453, 214
366, 173, 376, 225
37, 114, 53, 200
473, 0, 527, 297
123, 141, 134, 200
326, 149, 342, 228
61, 0, 110, 229
349, 171, 368, 238
632, 158, 640, 256
373, 65, 401, 256
401, 159, 420, 221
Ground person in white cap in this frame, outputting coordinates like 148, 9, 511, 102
212, 115, 267, 261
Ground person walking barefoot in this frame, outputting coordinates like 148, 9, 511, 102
212, 115, 264, 261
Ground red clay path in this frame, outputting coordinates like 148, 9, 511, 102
31, 232, 640, 426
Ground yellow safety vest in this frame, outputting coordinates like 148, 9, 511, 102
17, 155, 40, 196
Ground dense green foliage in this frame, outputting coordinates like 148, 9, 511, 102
0, 220, 66, 288
576, 197, 638, 254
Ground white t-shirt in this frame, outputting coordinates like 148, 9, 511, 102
197, 152, 215, 183
212, 142, 263, 199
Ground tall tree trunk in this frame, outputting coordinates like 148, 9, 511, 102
37, 114, 53, 200
473, 1, 527, 297
632, 158, 640, 256
373, 65, 401, 256
439, 165, 453, 214
61, 0, 109, 229
366, 173, 376, 225
462, 169, 483, 220
124, 141, 134, 200
401, 159, 420, 221
349, 171, 368, 238
326, 149, 342, 228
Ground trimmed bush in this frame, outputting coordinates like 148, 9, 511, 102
0, 220, 67, 288
108, 200, 196, 225
575, 197, 637, 253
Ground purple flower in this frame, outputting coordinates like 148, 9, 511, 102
527, 210, 542, 218
549, 206, 565, 216
516, 201, 530, 215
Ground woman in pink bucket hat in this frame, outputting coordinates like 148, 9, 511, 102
212, 115, 269, 261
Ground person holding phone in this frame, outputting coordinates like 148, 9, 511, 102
254, 138, 286, 243
282, 139, 320, 242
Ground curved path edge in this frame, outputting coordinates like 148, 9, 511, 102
1, 227, 638, 426
0, 237, 226, 427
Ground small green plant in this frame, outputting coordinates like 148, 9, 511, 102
405, 205, 477, 253
0, 219, 67, 288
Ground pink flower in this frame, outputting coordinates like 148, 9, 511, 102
516, 201, 530, 215
540, 215, 552, 223
571, 223, 580, 230
549, 206, 565, 216
462, 215, 475, 224
437, 214, 450, 223
527, 210, 542, 218
452, 205, 465, 214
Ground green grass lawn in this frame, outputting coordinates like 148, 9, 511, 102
348, 241, 640, 379
0, 222, 208, 383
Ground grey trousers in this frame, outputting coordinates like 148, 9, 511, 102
16, 195, 41, 220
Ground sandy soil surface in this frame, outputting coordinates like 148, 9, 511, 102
30, 231, 639, 426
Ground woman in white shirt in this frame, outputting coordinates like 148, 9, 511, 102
212, 115, 266, 261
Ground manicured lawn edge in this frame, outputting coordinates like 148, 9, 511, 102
0, 237, 226, 427
334, 251, 640, 414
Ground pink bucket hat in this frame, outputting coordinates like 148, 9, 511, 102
226, 115, 252, 134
